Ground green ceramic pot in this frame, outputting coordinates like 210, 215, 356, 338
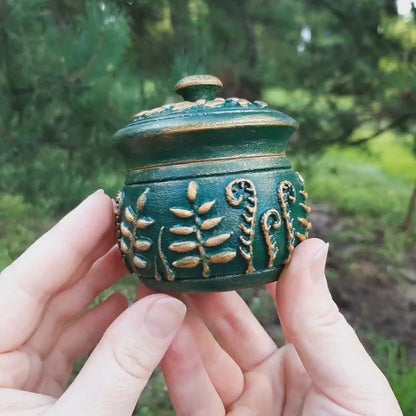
113, 75, 311, 292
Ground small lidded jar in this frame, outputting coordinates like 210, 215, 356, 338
113, 75, 311, 292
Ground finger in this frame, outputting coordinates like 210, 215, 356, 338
50, 294, 186, 416
0, 388, 55, 414
189, 292, 277, 372
28, 246, 127, 356
0, 191, 116, 351
162, 323, 226, 416
42, 293, 128, 391
184, 307, 244, 408
138, 286, 244, 406
275, 238, 402, 414
35, 293, 127, 397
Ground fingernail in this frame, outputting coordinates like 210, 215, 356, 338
310, 242, 329, 284
144, 298, 186, 338
95, 189, 105, 194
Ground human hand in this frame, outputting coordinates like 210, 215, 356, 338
0, 191, 186, 416
160, 239, 403, 415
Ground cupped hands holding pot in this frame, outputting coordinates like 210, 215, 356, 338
0, 191, 402, 415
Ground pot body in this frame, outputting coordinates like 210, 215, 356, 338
115, 151, 310, 292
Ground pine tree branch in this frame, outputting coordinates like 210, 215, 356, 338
349, 113, 414, 146
67, 32, 105, 83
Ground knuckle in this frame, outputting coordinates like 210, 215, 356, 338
112, 340, 155, 382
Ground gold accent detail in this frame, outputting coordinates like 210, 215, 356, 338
198, 200, 216, 214
298, 217, 312, 230
172, 101, 197, 112
130, 152, 286, 172
118, 188, 154, 273
174, 74, 223, 92
204, 97, 226, 108
296, 232, 306, 242
300, 203, 311, 213
254, 100, 268, 107
296, 171, 305, 186
121, 223, 133, 239
159, 114, 296, 135
132, 110, 147, 120
158, 226, 175, 281
278, 181, 296, 262
203, 232, 233, 247
200, 216, 224, 230
187, 180, 198, 202
169, 180, 235, 278
261, 209, 282, 268
169, 208, 194, 218
300, 190, 308, 199
237, 98, 250, 107
120, 239, 129, 254
135, 239, 152, 251
145, 106, 165, 117
132, 255, 147, 269
170, 226, 195, 235
172, 256, 201, 268
169, 241, 199, 253
225, 178, 258, 273
208, 250, 237, 264
137, 188, 149, 211
125, 207, 135, 223
136, 218, 155, 229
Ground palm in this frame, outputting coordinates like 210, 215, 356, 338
161, 243, 402, 416
0, 193, 127, 414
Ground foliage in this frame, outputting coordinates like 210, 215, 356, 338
365, 334, 416, 416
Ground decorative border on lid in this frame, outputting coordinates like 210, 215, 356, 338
132, 98, 269, 121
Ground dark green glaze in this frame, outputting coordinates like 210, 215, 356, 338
113, 75, 310, 292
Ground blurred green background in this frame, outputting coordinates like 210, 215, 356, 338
1, 0, 416, 414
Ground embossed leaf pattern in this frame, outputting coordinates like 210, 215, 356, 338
136, 218, 155, 229
200, 216, 224, 230
225, 178, 257, 273
203, 232, 232, 247
169, 241, 199, 252
135, 238, 152, 251
133, 255, 148, 269
119, 239, 129, 254
170, 208, 194, 218
170, 226, 195, 235
168, 180, 236, 278
120, 223, 133, 239
209, 250, 237, 264
172, 256, 201, 268
124, 207, 135, 223
198, 200, 216, 215
187, 181, 198, 202
118, 187, 154, 274
137, 188, 149, 212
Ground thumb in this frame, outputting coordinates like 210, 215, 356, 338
50, 294, 186, 416
275, 238, 401, 414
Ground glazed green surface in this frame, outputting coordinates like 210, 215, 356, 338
115, 125, 296, 169
116, 157, 309, 292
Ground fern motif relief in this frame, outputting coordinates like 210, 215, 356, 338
225, 178, 258, 273
118, 188, 155, 273
261, 209, 282, 268
168, 181, 236, 278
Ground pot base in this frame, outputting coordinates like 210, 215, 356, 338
139, 266, 283, 293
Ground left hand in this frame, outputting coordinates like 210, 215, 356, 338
0, 191, 186, 416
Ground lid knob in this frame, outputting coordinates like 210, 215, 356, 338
174, 75, 223, 102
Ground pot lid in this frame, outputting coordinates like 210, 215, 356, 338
113, 74, 297, 144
